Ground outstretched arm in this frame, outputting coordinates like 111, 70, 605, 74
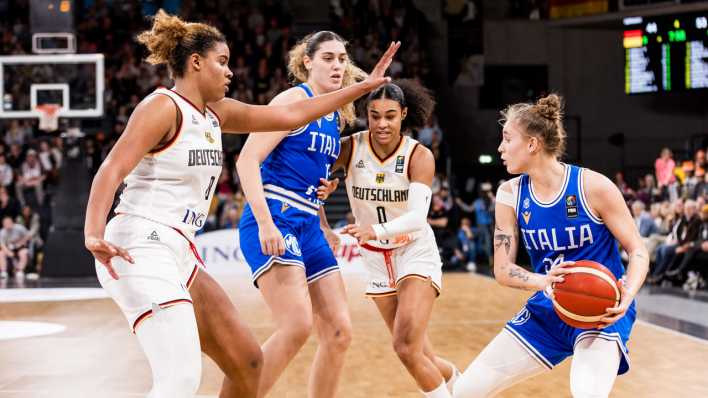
211, 42, 400, 134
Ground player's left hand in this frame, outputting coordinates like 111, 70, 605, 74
342, 223, 376, 244
323, 227, 341, 253
599, 281, 633, 328
317, 177, 339, 201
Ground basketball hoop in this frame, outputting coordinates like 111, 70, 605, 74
36, 104, 61, 132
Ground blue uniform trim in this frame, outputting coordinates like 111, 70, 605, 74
528, 163, 570, 207
574, 330, 630, 370
577, 168, 604, 224
263, 184, 319, 214
307, 264, 341, 283
503, 326, 554, 369
252, 256, 306, 284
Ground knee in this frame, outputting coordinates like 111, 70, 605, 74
392, 331, 421, 367
320, 314, 352, 354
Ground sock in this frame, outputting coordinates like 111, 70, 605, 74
446, 365, 461, 392
423, 381, 452, 398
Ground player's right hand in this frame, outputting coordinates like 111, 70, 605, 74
85, 236, 134, 280
546, 261, 575, 298
258, 221, 285, 256
364, 41, 401, 89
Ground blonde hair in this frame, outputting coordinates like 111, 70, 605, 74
287, 31, 367, 127
137, 9, 225, 78
500, 93, 566, 158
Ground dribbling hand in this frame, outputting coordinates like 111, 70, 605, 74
85, 236, 134, 280
258, 221, 285, 257
364, 41, 401, 90
317, 177, 339, 201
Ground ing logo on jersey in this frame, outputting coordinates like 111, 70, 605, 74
510, 307, 530, 325
204, 131, 215, 144
356, 160, 366, 169
283, 234, 302, 256
376, 173, 385, 184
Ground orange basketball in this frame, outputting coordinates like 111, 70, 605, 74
551, 260, 621, 329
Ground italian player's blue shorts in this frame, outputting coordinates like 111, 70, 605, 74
239, 198, 339, 286
504, 291, 636, 375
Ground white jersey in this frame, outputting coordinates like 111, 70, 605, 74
115, 87, 223, 235
344, 131, 434, 249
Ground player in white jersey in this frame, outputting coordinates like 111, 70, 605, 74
84, 10, 399, 398
323, 80, 459, 398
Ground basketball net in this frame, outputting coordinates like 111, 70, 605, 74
36, 104, 60, 132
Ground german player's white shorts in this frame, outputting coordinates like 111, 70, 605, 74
360, 235, 442, 297
95, 214, 203, 332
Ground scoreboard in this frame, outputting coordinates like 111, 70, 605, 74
624, 12, 708, 94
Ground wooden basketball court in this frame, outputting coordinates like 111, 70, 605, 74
1, 273, 707, 397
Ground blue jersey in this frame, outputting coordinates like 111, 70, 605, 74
260, 83, 341, 215
516, 164, 627, 311
504, 164, 636, 375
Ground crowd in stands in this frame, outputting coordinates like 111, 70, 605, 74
0, 121, 62, 281
623, 147, 708, 292
4, 1, 704, 293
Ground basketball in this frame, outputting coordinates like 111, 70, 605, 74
551, 260, 621, 329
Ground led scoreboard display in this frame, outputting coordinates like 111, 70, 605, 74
624, 12, 708, 94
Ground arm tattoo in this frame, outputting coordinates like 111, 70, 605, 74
508, 267, 530, 282
494, 226, 512, 255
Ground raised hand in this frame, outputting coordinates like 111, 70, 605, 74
363, 41, 401, 90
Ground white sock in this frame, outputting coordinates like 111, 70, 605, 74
423, 381, 452, 398
446, 365, 461, 392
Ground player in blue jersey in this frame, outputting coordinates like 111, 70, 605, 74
237, 31, 378, 397
453, 94, 649, 398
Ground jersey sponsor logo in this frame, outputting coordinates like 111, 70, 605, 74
147, 230, 160, 241
204, 131, 215, 144
188, 149, 223, 167
356, 160, 365, 168
395, 155, 405, 173
510, 307, 530, 325
281, 202, 290, 213
352, 186, 408, 202
523, 198, 530, 209
522, 211, 531, 224
306, 131, 340, 159
191, 115, 199, 125
182, 208, 207, 227
520, 224, 594, 252
376, 173, 385, 184
283, 234, 302, 256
